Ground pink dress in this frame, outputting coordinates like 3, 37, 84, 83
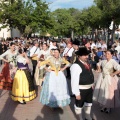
93, 59, 120, 108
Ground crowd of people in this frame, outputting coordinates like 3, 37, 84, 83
0, 37, 120, 120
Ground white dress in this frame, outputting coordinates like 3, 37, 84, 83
93, 59, 120, 108
40, 56, 70, 107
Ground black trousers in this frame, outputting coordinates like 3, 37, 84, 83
32, 60, 37, 79
0, 60, 2, 65
66, 67, 71, 78
75, 87, 93, 108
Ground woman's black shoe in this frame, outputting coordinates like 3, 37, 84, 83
100, 107, 106, 112
85, 118, 95, 120
70, 94, 75, 97
105, 108, 111, 114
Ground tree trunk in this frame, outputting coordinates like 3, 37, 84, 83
71, 30, 74, 40
95, 29, 98, 40
28, 33, 32, 38
111, 20, 116, 43
103, 28, 106, 41
82, 29, 84, 41
92, 28, 94, 40
10, 28, 13, 38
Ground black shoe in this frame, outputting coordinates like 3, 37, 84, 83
101, 107, 106, 112
85, 118, 95, 120
70, 94, 75, 97
105, 108, 111, 114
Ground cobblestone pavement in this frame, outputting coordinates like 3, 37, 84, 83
0, 65, 120, 120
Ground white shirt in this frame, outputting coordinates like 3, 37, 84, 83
38, 49, 50, 59
30, 46, 40, 57
49, 44, 57, 50
101, 44, 107, 50
0, 49, 18, 61
17, 55, 27, 65
70, 63, 82, 96
70, 60, 93, 96
60, 42, 66, 48
91, 43, 96, 49
96, 42, 101, 48
0, 49, 18, 67
63, 47, 74, 57
115, 45, 120, 54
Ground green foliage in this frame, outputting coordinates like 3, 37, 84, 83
0, 0, 120, 38
49, 6, 102, 37
94, 0, 120, 41
50, 8, 86, 37
87, 6, 102, 29
94, 0, 120, 26
0, 0, 53, 36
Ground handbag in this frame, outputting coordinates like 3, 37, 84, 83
39, 54, 45, 61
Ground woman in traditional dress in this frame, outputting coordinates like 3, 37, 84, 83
39, 48, 70, 108
34, 43, 50, 86
93, 50, 120, 113
0, 42, 18, 90
11, 49, 36, 104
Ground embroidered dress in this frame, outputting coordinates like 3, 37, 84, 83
11, 55, 36, 102
40, 56, 70, 107
0, 49, 17, 90
93, 59, 120, 108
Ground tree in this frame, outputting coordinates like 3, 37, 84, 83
51, 8, 85, 38
68, 8, 82, 39
74, 9, 90, 39
51, 9, 73, 37
29, 0, 52, 33
0, 0, 53, 36
0, 0, 31, 35
94, 0, 120, 41
86, 5, 102, 39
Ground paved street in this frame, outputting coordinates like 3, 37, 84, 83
0, 65, 120, 120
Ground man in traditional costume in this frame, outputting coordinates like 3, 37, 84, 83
63, 42, 74, 78
70, 47, 94, 120
30, 41, 40, 79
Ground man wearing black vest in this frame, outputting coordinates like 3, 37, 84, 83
70, 47, 94, 120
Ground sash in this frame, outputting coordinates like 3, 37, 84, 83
31, 48, 38, 60
64, 47, 72, 61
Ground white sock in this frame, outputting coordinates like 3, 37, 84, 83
84, 106, 92, 120
19, 101, 24, 103
75, 107, 83, 120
